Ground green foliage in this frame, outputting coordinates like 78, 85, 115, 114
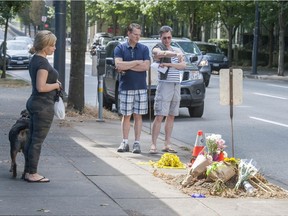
29, 0, 45, 26
208, 38, 229, 49
18, 6, 31, 26
0, 1, 31, 20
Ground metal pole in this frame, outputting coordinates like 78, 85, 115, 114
148, 67, 152, 134
97, 74, 104, 122
229, 68, 234, 157
53, 0, 66, 90
252, 1, 259, 75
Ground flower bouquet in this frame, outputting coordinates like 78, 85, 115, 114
153, 153, 186, 169
181, 154, 213, 186
234, 159, 258, 190
206, 160, 237, 183
205, 133, 227, 161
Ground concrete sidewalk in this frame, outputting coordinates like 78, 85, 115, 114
1, 78, 288, 215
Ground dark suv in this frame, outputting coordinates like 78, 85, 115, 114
98, 39, 206, 117
194, 41, 229, 72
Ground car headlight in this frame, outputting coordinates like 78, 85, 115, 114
223, 57, 228, 62
198, 59, 209, 67
188, 70, 202, 80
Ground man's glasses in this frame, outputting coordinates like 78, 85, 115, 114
162, 36, 171, 40
132, 32, 141, 37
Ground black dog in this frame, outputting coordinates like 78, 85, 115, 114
8, 109, 30, 178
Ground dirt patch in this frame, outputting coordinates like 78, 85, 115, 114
0, 77, 30, 87
62, 106, 120, 124
153, 170, 288, 199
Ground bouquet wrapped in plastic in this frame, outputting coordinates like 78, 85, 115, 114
206, 161, 237, 183
181, 154, 212, 186
235, 159, 258, 190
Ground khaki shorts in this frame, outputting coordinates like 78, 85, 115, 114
153, 82, 181, 116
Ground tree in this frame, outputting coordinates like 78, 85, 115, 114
0, 1, 31, 78
29, 0, 45, 33
259, 1, 278, 68
67, 0, 86, 112
176, 0, 217, 40
277, 1, 288, 76
18, 5, 32, 36
211, 1, 255, 66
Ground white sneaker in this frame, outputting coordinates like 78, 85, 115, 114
117, 141, 129, 152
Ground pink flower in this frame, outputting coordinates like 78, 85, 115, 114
216, 139, 227, 151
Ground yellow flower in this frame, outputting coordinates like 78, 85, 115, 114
154, 153, 185, 169
224, 157, 240, 165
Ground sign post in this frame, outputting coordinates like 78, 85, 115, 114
219, 68, 243, 157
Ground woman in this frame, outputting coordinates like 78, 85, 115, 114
24, 30, 62, 183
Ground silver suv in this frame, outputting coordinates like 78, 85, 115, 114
98, 38, 206, 117
171, 38, 211, 87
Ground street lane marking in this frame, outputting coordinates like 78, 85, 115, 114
253, 92, 287, 100
268, 84, 288, 89
250, 116, 288, 128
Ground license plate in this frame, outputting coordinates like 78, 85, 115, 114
213, 63, 219, 67
17, 61, 24, 64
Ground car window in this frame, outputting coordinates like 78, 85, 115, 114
7, 42, 28, 50
100, 37, 112, 46
172, 41, 201, 55
197, 44, 222, 54
105, 42, 118, 58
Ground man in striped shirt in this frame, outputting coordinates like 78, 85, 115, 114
150, 26, 186, 154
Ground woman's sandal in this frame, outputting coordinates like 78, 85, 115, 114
162, 146, 177, 153
149, 144, 158, 154
26, 176, 50, 183
25, 173, 50, 183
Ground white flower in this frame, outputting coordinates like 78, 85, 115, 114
206, 133, 226, 154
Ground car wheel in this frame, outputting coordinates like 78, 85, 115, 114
103, 91, 113, 111
203, 74, 210, 87
115, 92, 122, 116
188, 103, 204, 118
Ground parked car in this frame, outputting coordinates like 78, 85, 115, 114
6, 40, 31, 69
90, 36, 112, 56
194, 41, 229, 73
98, 39, 206, 118
13, 36, 33, 49
171, 38, 211, 87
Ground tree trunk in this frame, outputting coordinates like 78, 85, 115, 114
228, 27, 233, 67
278, 3, 285, 76
1, 17, 9, 79
268, 24, 274, 68
189, 13, 195, 40
68, 0, 86, 112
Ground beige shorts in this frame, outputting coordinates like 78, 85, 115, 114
153, 82, 181, 116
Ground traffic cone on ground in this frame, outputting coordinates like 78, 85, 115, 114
190, 130, 205, 164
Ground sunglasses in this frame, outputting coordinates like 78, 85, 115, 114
162, 36, 172, 40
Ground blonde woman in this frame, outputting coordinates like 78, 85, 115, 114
24, 30, 62, 183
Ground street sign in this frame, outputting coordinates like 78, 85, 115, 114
41, 16, 47, 22
219, 68, 243, 157
219, 68, 243, 106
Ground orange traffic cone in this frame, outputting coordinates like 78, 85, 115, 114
190, 130, 205, 164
